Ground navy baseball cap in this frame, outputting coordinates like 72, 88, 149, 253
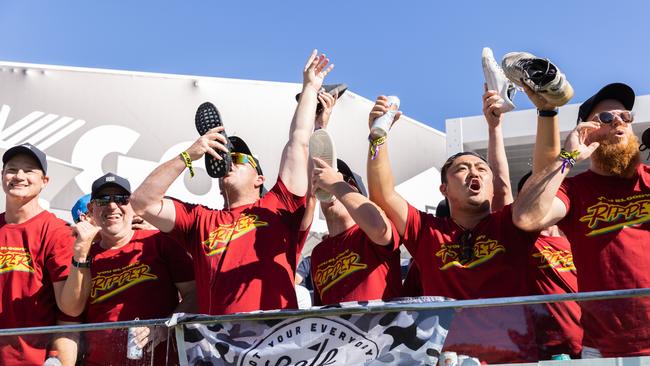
91, 173, 131, 199
577, 83, 635, 123
2, 143, 47, 174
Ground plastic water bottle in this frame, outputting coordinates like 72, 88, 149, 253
127, 318, 143, 360
370, 96, 400, 139
43, 351, 62, 366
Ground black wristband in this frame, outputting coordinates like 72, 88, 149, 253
71, 257, 92, 268
538, 108, 559, 117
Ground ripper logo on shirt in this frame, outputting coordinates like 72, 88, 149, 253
90, 262, 157, 304
0, 247, 35, 274
314, 249, 368, 294
579, 194, 650, 236
436, 235, 505, 270
532, 245, 575, 272
202, 214, 269, 257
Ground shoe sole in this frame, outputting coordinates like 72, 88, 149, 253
309, 129, 337, 203
195, 102, 233, 178
482, 48, 515, 113
540, 80, 574, 106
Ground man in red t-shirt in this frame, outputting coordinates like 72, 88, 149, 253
309, 158, 401, 305
483, 83, 582, 358
514, 83, 650, 357
131, 51, 334, 315
367, 97, 539, 300
0, 143, 95, 365
79, 172, 195, 365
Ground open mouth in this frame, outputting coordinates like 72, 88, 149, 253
468, 179, 481, 193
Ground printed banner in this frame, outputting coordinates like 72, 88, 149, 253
176, 298, 454, 366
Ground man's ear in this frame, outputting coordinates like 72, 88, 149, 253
439, 183, 448, 198
255, 175, 266, 188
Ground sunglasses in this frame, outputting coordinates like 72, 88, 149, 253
93, 194, 130, 207
459, 231, 474, 264
591, 110, 634, 124
231, 152, 258, 169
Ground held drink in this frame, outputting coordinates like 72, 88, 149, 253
369, 96, 400, 139
127, 319, 143, 360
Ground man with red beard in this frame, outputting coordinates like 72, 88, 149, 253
514, 83, 650, 358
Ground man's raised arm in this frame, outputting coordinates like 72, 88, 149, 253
279, 50, 333, 196
513, 122, 601, 231
131, 127, 230, 232
366, 96, 407, 236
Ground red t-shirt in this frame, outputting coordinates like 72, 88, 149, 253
556, 164, 650, 356
403, 203, 537, 299
0, 210, 73, 366
83, 230, 194, 366
170, 178, 306, 315
310, 224, 402, 305
528, 235, 583, 357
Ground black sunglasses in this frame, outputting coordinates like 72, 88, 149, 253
459, 231, 474, 264
592, 111, 634, 124
93, 194, 130, 207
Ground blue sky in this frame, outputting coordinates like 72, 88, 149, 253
1, 1, 648, 132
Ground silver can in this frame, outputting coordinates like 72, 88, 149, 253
439, 351, 458, 366
369, 96, 400, 139
127, 321, 143, 360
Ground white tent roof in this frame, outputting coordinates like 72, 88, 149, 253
0, 61, 447, 225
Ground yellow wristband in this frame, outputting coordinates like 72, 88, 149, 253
368, 135, 387, 160
180, 151, 195, 178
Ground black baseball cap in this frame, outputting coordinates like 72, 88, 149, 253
91, 173, 131, 199
229, 136, 266, 196
336, 158, 367, 197
2, 143, 48, 174
577, 83, 635, 123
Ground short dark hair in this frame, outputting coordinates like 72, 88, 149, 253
440, 152, 488, 184
517, 171, 532, 194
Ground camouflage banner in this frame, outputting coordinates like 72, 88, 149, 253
175, 298, 454, 366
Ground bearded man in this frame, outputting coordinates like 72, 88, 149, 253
514, 83, 650, 358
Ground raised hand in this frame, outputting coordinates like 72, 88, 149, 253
483, 83, 505, 128
184, 126, 230, 161
303, 50, 334, 93
368, 96, 402, 130
563, 121, 601, 163
315, 91, 338, 129
311, 157, 343, 194
523, 84, 558, 110
71, 218, 100, 260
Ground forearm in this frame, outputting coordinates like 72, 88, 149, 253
332, 183, 392, 245
488, 125, 513, 210
57, 268, 91, 317
51, 322, 80, 366
367, 141, 408, 236
131, 156, 185, 216
279, 86, 318, 194
512, 158, 568, 230
533, 115, 561, 174
300, 195, 317, 231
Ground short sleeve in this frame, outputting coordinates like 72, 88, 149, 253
169, 198, 201, 250
265, 177, 306, 215
402, 203, 426, 254
46, 225, 75, 283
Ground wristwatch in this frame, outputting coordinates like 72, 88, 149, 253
538, 108, 559, 117
71, 256, 92, 268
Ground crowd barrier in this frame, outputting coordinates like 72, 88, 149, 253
3, 288, 650, 365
